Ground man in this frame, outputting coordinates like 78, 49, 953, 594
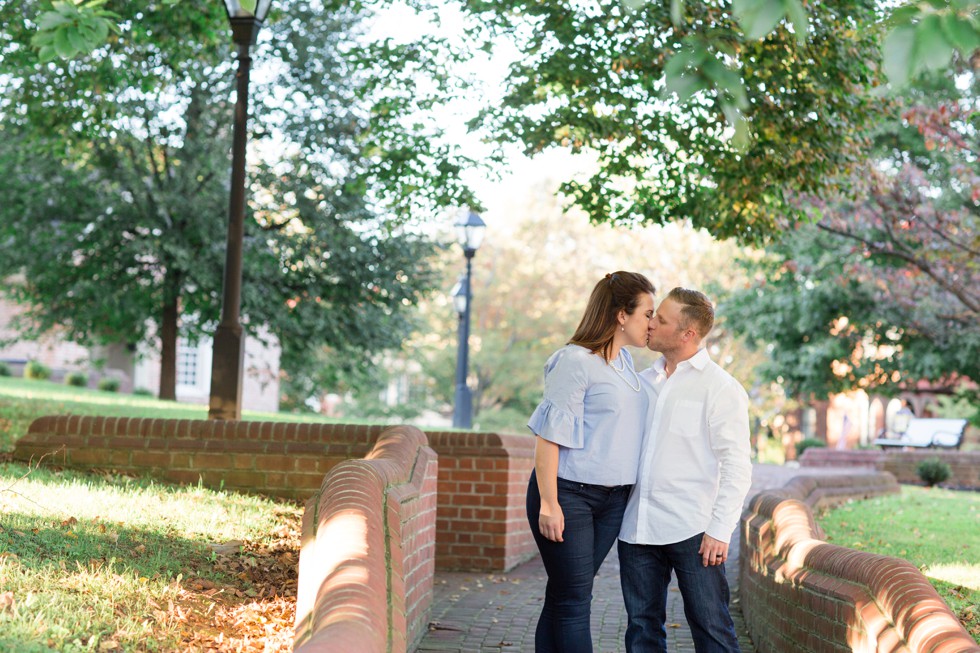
618, 287, 753, 653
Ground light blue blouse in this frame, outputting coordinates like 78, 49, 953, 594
527, 344, 648, 486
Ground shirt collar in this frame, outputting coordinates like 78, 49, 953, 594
654, 348, 711, 374
686, 348, 711, 370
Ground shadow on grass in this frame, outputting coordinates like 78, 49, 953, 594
0, 474, 301, 652
0, 510, 229, 583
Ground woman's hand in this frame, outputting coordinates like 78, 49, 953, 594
538, 500, 565, 542
533, 436, 564, 542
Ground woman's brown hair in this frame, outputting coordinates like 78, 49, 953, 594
569, 271, 656, 362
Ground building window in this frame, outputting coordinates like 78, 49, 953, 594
177, 339, 199, 387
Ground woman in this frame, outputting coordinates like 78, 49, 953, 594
526, 271, 656, 653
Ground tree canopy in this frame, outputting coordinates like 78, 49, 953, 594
0, 0, 466, 397
721, 69, 979, 399
24, 1, 980, 244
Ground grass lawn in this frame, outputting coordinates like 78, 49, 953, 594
818, 485, 980, 644
0, 462, 301, 652
0, 376, 366, 651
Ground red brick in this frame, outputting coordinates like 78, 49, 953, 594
256, 455, 296, 472
192, 452, 233, 469
169, 453, 193, 468
130, 451, 171, 468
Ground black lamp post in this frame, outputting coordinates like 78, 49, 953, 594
451, 211, 486, 429
208, 0, 272, 421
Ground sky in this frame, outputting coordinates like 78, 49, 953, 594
364, 2, 596, 238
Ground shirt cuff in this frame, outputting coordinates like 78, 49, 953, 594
705, 520, 737, 544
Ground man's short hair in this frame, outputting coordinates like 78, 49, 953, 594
667, 287, 714, 337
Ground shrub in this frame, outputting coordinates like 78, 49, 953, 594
132, 387, 154, 397
916, 458, 951, 487
24, 360, 52, 380
795, 437, 827, 457
97, 377, 121, 393
0, 361, 10, 377
65, 371, 89, 387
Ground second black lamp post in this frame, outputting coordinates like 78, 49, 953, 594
451, 211, 486, 429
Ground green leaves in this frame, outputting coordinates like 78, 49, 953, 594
734, 0, 787, 41
663, 40, 750, 149
883, 24, 918, 88
663, 42, 711, 104
30, 0, 120, 62
3, 1, 452, 397
882, 4, 980, 87
670, 0, 808, 43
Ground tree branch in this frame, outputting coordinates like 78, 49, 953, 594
816, 221, 980, 314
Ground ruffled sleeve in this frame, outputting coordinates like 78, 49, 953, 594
527, 348, 588, 449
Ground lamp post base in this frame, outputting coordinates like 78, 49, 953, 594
208, 324, 245, 420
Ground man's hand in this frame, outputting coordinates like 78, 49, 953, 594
699, 533, 728, 567
538, 500, 565, 542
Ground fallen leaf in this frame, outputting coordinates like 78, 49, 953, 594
208, 540, 244, 555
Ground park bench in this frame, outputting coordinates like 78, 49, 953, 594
872, 417, 968, 450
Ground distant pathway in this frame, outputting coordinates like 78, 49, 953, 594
417, 464, 861, 653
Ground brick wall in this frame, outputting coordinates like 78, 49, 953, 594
740, 473, 979, 652
14, 417, 537, 572
800, 449, 980, 489
426, 431, 536, 571
14, 415, 388, 499
293, 425, 437, 653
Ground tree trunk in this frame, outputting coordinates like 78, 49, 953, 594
159, 274, 180, 401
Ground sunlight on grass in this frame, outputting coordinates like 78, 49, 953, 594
926, 563, 980, 591
0, 463, 301, 651
819, 485, 980, 644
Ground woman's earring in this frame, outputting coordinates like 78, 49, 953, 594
621, 326, 625, 332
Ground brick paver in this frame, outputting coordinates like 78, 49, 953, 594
417, 464, 860, 653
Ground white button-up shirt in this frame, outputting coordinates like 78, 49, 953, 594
619, 348, 752, 545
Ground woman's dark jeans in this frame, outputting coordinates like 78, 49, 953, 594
526, 470, 631, 653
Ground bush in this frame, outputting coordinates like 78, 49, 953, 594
916, 458, 951, 487
24, 360, 52, 380
795, 437, 827, 457
0, 361, 10, 377
65, 371, 89, 387
132, 387, 154, 397
97, 377, 121, 393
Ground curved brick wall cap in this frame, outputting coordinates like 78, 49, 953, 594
294, 424, 437, 653
740, 472, 979, 653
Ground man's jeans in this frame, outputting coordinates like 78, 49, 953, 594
526, 470, 631, 653
618, 534, 741, 653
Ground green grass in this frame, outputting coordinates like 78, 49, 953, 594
0, 462, 301, 652
0, 376, 377, 452
818, 486, 980, 643
0, 375, 372, 650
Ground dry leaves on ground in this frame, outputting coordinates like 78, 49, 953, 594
166, 512, 302, 653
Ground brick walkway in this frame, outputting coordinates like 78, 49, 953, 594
417, 464, 858, 653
